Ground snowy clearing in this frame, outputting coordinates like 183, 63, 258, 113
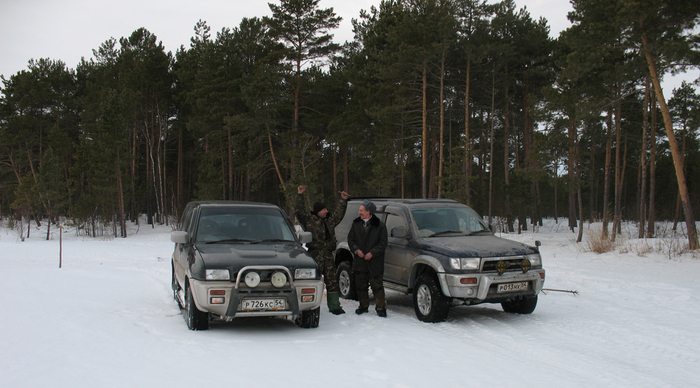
1, 218, 699, 388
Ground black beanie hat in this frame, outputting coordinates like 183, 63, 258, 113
313, 202, 327, 215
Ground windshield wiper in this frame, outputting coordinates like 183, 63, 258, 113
430, 230, 468, 237
206, 238, 255, 244
251, 239, 295, 244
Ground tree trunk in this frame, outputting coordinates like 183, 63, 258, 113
646, 86, 657, 238
612, 92, 622, 241
504, 83, 513, 233
268, 129, 285, 192
438, 51, 446, 199
638, 76, 650, 238
568, 116, 577, 233
589, 138, 596, 221
488, 70, 496, 225
602, 108, 613, 239
464, 59, 472, 206
422, 59, 428, 199
642, 31, 699, 250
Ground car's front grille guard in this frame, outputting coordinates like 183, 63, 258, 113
233, 265, 295, 289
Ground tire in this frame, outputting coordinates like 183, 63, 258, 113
501, 295, 538, 314
337, 261, 357, 300
413, 273, 450, 323
295, 307, 320, 328
185, 284, 209, 330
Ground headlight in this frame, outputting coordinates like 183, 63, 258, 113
527, 253, 542, 267
295, 268, 317, 279
450, 258, 480, 270
271, 271, 287, 288
205, 269, 230, 280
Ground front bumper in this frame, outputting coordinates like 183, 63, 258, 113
438, 269, 545, 302
189, 272, 324, 319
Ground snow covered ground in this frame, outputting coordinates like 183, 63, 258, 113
2, 218, 699, 388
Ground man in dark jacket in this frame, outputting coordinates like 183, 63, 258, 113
348, 200, 388, 317
295, 185, 349, 315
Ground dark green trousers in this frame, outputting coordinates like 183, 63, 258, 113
354, 271, 386, 309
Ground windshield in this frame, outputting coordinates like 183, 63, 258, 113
410, 207, 490, 237
195, 207, 297, 244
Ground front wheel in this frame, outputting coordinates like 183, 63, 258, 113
501, 295, 538, 314
413, 273, 450, 323
185, 284, 209, 330
295, 307, 320, 328
337, 261, 357, 300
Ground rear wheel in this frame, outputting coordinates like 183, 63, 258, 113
337, 261, 357, 300
295, 307, 320, 328
185, 284, 209, 330
501, 295, 538, 314
413, 273, 450, 323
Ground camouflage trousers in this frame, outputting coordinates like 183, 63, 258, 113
311, 249, 339, 292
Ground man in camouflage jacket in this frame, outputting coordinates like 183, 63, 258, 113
295, 185, 349, 315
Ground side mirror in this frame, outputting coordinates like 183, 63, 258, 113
171, 231, 189, 244
298, 231, 312, 244
391, 226, 409, 239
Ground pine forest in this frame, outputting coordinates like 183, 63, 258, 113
1, 0, 699, 248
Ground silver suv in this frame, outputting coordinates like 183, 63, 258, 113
334, 198, 545, 322
171, 201, 324, 330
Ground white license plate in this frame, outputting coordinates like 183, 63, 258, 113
497, 282, 529, 293
241, 298, 286, 311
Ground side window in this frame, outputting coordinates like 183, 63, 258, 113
385, 213, 407, 238
180, 206, 194, 233
185, 208, 198, 236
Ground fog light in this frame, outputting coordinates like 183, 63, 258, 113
301, 295, 314, 303
466, 288, 475, 296
271, 271, 287, 288
496, 261, 507, 275
244, 272, 261, 287
210, 297, 225, 304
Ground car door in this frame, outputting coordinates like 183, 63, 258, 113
173, 204, 197, 287
383, 207, 413, 286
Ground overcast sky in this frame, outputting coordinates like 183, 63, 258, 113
1, 0, 695, 90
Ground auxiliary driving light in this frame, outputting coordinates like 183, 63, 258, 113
496, 260, 507, 275
271, 271, 287, 288
522, 259, 531, 273
244, 271, 261, 288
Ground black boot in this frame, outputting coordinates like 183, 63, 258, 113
355, 307, 368, 315
376, 307, 387, 317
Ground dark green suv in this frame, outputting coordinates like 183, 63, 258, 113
171, 201, 324, 330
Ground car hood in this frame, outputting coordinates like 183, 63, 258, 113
194, 242, 317, 271
416, 234, 537, 258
